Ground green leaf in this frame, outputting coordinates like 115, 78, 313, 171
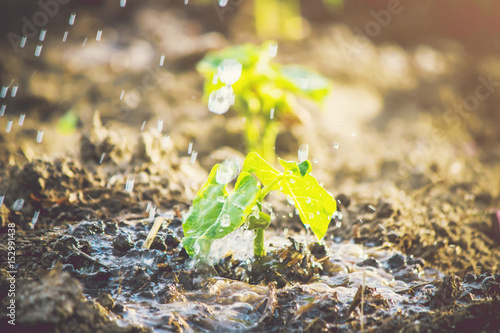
182, 167, 260, 258
247, 212, 271, 230
277, 65, 332, 103
242, 152, 280, 187
276, 158, 336, 240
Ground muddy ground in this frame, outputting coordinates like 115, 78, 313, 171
0, 1, 500, 332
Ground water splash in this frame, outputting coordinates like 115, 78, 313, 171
208, 85, 234, 114
218, 59, 242, 85
216, 158, 241, 184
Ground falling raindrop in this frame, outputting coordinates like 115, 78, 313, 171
18, 114, 25, 126
36, 130, 44, 143
148, 204, 156, 220
0, 195, 4, 207
99, 153, 106, 164
218, 59, 242, 85
188, 141, 193, 154
162, 135, 170, 148
39, 29, 47, 42
20, 36, 27, 48
298, 144, 309, 162
82, 37, 88, 47
219, 0, 229, 7
69, 12, 76, 25
12, 199, 24, 211
159, 55, 165, 66
0, 87, 7, 98
269, 42, 278, 57
62, 31, 69, 42
0, 105, 5, 116
34, 44, 43, 57
212, 73, 219, 85
125, 176, 135, 192
141, 121, 146, 131
119, 90, 125, 100
6, 121, 13, 133
96, 30, 103, 41
157, 120, 164, 132
184, 0, 188, 4
31, 210, 40, 229
208, 85, 234, 114
270, 108, 275, 119
216, 158, 240, 184
120, 0, 127, 7
333, 143, 339, 149
11, 86, 18, 97
190, 151, 198, 164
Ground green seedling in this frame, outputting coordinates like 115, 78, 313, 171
182, 152, 336, 260
197, 42, 332, 161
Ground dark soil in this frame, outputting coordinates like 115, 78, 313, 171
1, 1, 500, 332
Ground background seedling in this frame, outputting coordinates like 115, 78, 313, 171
197, 42, 332, 162
182, 152, 337, 260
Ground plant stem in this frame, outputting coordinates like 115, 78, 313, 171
254, 228, 265, 257
259, 175, 282, 201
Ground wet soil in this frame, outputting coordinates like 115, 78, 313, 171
1, 1, 500, 332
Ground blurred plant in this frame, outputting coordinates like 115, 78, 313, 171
197, 41, 332, 162
182, 152, 336, 260
56, 110, 79, 135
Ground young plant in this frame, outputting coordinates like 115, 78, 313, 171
182, 152, 336, 260
197, 42, 332, 162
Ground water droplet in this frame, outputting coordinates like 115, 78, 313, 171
270, 211, 276, 220
188, 141, 193, 154
0, 87, 7, 98
317, 211, 320, 215
39, 29, 47, 42
219, 0, 229, 7
269, 42, 278, 57
141, 121, 146, 131
69, 12, 76, 25
216, 158, 240, 184
298, 144, 309, 162
308, 213, 314, 219
208, 85, 234, 114
125, 176, 135, 192
82, 37, 88, 47
12, 199, 24, 211
306, 198, 311, 204
220, 214, 231, 227
212, 73, 219, 85
62, 31, 69, 42
120, 0, 127, 7
336, 221, 342, 228
218, 59, 242, 85
289, 179, 295, 184
159, 55, 165, 66
333, 143, 339, 149
34, 44, 43, 57
0, 104, 5, 116
0, 195, 4, 207
96, 30, 103, 41
18, 114, 25, 126
157, 119, 163, 132
217, 196, 226, 203
270, 108, 275, 119
11, 86, 18, 97
36, 130, 44, 143
6, 120, 13, 133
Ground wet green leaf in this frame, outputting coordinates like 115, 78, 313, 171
182, 166, 260, 257
242, 151, 280, 187
276, 158, 336, 240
